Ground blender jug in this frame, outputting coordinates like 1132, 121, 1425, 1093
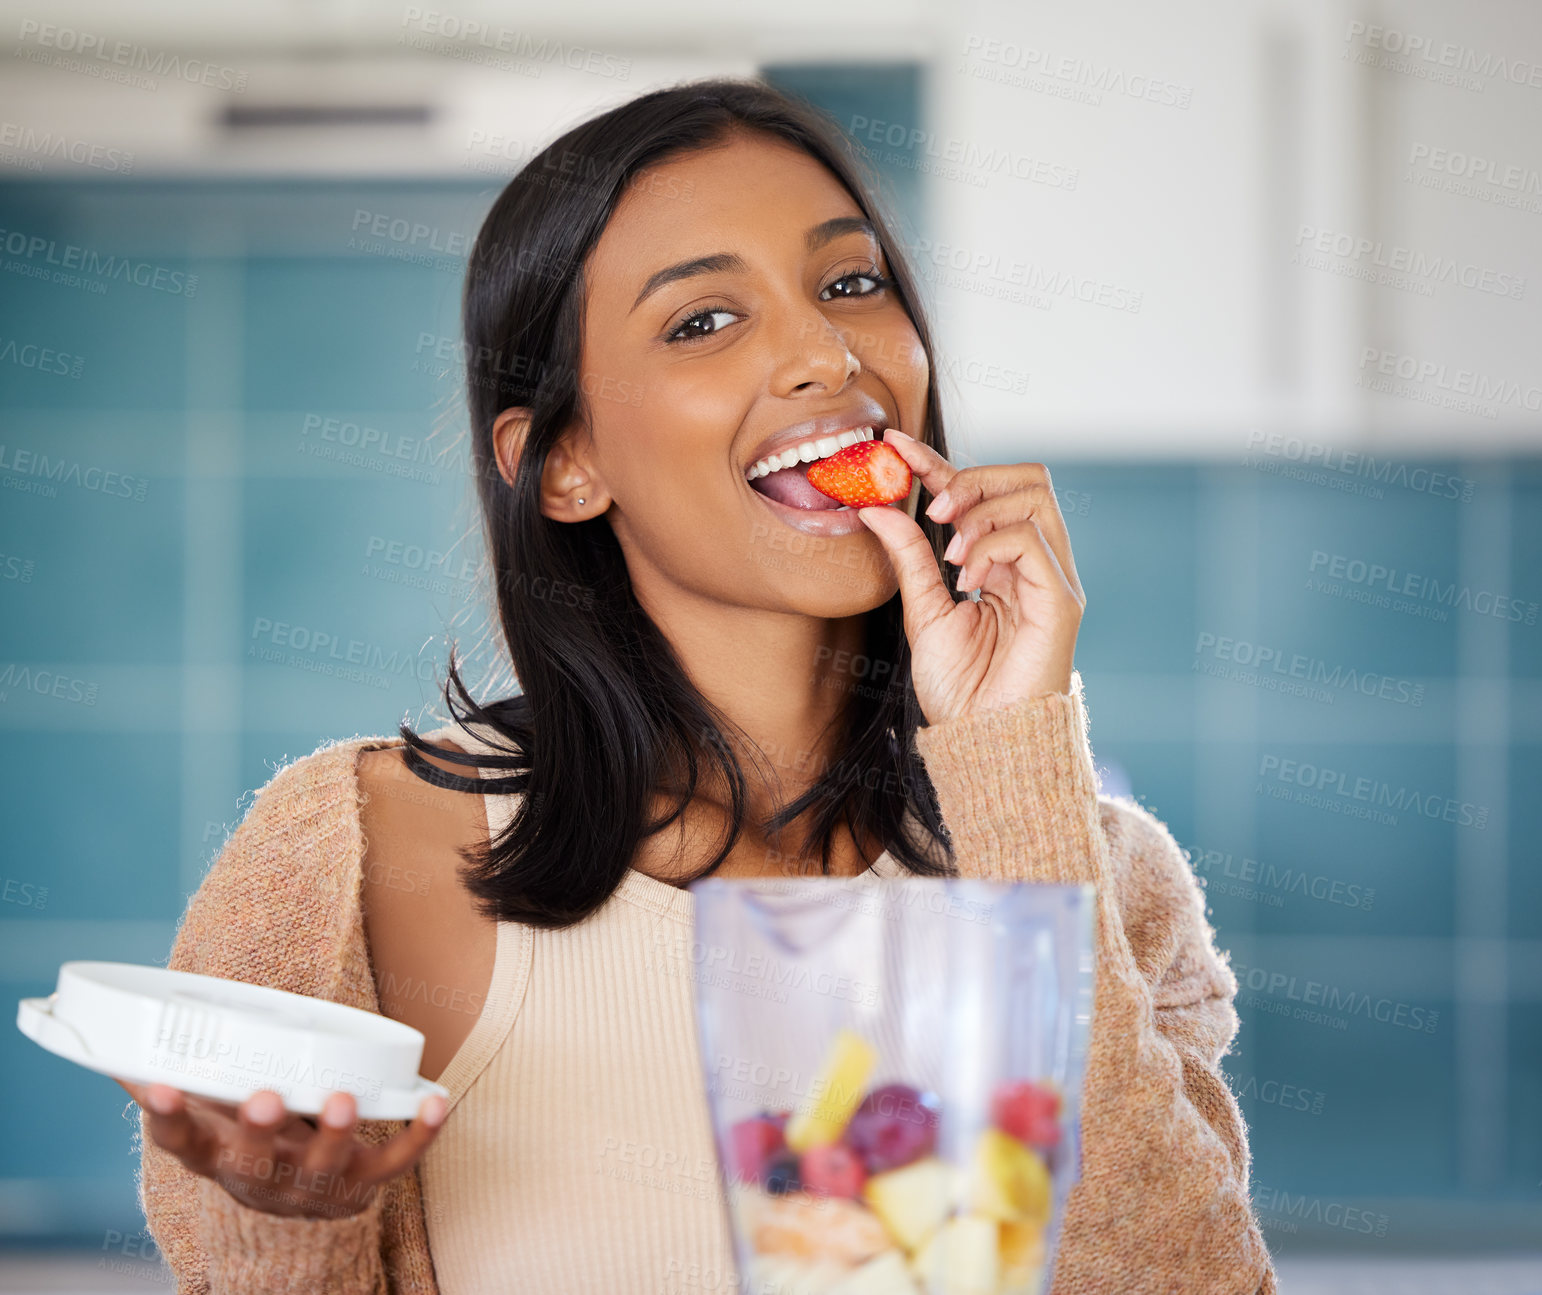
690, 874, 1095, 1295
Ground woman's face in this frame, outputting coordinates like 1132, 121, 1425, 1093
517, 129, 931, 614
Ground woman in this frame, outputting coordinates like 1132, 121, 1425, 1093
120, 77, 1277, 1293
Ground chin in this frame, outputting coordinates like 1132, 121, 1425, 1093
767, 565, 897, 614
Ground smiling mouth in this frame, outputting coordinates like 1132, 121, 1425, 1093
745, 427, 876, 511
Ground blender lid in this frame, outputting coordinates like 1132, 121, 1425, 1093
16, 960, 447, 1121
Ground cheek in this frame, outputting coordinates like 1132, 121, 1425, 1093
599, 408, 739, 543
638, 360, 749, 448
608, 437, 696, 512
607, 358, 756, 503
859, 314, 928, 398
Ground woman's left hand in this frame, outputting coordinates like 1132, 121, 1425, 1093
856, 429, 1086, 726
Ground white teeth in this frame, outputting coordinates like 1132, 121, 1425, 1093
745, 425, 882, 481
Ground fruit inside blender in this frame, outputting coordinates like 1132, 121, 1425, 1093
725, 1026, 1062, 1295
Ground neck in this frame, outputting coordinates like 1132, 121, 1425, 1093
628, 577, 877, 817
631, 791, 884, 886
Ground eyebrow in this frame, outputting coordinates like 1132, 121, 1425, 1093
628, 216, 878, 315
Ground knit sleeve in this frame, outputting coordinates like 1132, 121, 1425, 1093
912, 671, 1279, 1295
131, 744, 393, 1295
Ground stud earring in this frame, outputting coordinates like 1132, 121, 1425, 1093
577, 497, 586, 505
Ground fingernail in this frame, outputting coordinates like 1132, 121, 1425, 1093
887, 428, 914, 442
247, 1091, 282, 1123
423, 1096, 447, 1128
925, 494, 948, 520
147, 1086, 176, 1115
943, 533, 963, 563
322, 1094, 352, 1129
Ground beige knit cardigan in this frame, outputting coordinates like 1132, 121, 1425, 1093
133, 673, 1278, 1293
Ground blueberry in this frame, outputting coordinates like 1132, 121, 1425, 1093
762, 1149, 802, 1195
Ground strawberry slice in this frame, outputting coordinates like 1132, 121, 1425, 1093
805, 440, 913, 509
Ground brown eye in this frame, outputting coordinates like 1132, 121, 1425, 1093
666, 307, 739, 344
821, 270, 895, 301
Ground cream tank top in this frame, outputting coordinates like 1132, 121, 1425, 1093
413, 720, 908, 1294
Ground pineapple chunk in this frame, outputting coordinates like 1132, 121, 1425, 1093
786, 1028, 878, 1152
965, 1129, 1051, 1225
1000, 1268, 1048, 1295
999, 1219, 1047, 1294
862, 1156, 957, 1253
827, 1248, 922, 1295
910, 1214, 1001, 1295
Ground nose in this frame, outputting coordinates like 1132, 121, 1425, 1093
769, 308, 862, 396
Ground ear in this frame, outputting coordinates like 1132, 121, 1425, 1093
491, 406, 604, 521
491, 407, 531, 489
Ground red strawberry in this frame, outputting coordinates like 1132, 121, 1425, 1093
805, 440, 913, 509
729, 1114, 787, 1182
991, 1078, 1062, 1149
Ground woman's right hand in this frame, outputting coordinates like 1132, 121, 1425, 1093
117, 1078, 448, 1220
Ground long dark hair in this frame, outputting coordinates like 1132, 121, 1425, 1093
398, 75, 963, 929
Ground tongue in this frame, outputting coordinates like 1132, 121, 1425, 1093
750, 462, 845, 511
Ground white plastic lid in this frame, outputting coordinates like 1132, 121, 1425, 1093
16, 960, 447, 1121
